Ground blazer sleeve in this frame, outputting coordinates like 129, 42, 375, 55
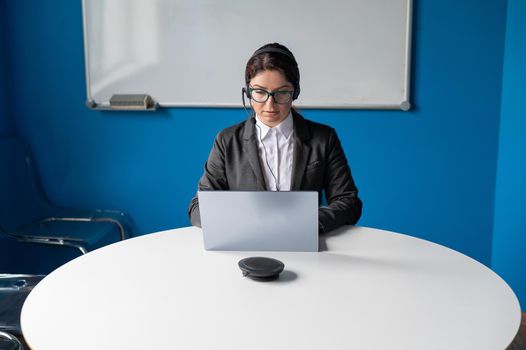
318, 129, 362, 233
188, 133, 229, 227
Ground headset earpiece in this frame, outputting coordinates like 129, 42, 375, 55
293, 86, 300, 100
243, 86, 251, 99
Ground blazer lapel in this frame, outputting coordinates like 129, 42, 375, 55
291, 111, 312, 190
242, 117, 267, 190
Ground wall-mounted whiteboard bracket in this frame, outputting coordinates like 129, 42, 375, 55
400, 101, 411, 111
86, 94, 158, 111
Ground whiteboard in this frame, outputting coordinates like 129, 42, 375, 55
82, 0, 412, 110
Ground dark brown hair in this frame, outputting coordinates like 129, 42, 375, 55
245, 43, 300, 100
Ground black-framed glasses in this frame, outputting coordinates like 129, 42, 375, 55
249, 87, 294, 104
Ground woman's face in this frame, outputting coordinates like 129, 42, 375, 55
249, 69, 294, 127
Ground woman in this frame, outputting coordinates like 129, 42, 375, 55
188, 43, 362, 234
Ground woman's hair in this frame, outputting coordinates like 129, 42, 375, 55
245, 43, 300, 100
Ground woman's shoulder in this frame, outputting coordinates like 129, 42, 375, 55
293, 111, 336, 138
215, 117, 254, 141
303, 117, 334, 132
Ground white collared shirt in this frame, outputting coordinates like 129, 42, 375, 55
255, 113, 294, 191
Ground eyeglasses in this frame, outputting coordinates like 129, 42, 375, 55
249, 87, 294, 104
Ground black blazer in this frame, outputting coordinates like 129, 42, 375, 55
188, 110, 362, 233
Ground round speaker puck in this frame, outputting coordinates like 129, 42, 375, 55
238, 257, 285, 281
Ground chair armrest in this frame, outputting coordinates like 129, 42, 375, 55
37, 216, 126, 242
0, 274, 46, 289
2, 228, 88, 255
39, 209, 135, 240
90, 209, 135, 238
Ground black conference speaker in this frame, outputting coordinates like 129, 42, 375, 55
238, 257, 285, 281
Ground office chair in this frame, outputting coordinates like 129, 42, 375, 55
0, 135, 134, 274
0, 135, 135, 347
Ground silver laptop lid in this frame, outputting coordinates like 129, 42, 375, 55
198, 191, 318, 252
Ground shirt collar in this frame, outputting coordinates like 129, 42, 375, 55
255, 112, 294, 140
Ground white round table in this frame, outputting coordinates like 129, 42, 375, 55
21, 226, 521, 350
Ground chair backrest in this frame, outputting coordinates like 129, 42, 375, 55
0, 136, 51, 231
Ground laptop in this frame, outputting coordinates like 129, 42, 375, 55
198, 191, 318, 252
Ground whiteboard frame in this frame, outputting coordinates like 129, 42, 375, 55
82, 0, 413, 111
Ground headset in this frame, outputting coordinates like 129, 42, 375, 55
242, 47, 301, 102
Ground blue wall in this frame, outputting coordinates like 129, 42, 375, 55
492, 0, 526, 310
0, 1, 9, 267
1, 0, 508, 269
0, 1, 10, 135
